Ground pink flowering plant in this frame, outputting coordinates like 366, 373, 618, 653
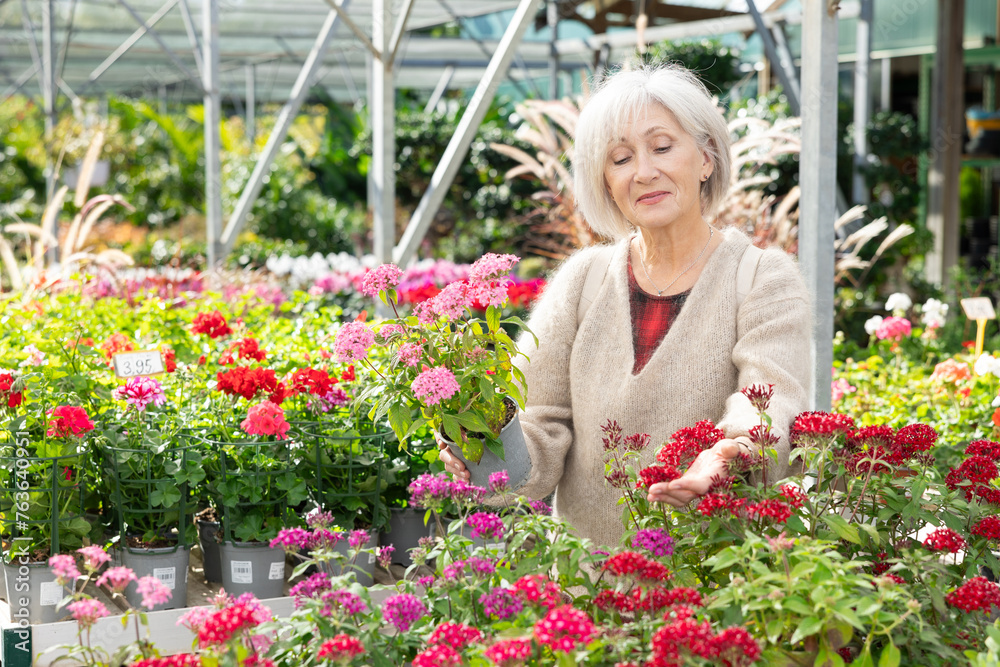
345, 254, 535, 463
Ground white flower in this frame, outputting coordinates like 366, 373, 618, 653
975, 353, 1000, 378
885, 292, 912, 315
920, 298, 949, 328
992, 395, 1000, 408
864, 315, 884, 336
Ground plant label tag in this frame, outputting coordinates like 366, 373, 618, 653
113, 350, 165, 378
231, 561, 253, 584
154, 567, 176, 590
486, 542, 506, 553
268, 562, 284, 580
368, 552, 376, 565
39, 581, 62, 607
961, 297, 996, 320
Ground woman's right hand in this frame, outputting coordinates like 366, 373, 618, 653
437, 435, 471, 481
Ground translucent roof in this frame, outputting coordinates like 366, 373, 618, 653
1, 0, 594, 102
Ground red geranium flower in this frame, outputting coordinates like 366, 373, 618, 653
191, 311, 232, 339
0, 372, 23, 408
161, 347, 177, 373
99, 333, 135, 363
289, 368, 335, 396
47, 406, 95, 438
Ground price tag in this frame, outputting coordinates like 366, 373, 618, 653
39, 581, 63, 607
113, 350, 165, 378
961, 297, 996, 320
268, 562, 284, 580
231, 561, 253, 584
154, 566, 176, 590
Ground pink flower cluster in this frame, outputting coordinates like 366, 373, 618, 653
241, 401, 290, 439
333, 321, 375, 363
532, 604, 596, 653
68, 598, 109, 629
113, 376, 167, 412
137, 575, 172, 609
382, 593, 427, 632
410, 366, 460, 406
361, 263, 403, 297
875, 316, 912, 341
408, 472, 487, 510
466, 512, 504, 540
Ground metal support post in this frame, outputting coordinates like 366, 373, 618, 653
925, 0, 964, 285
89, 0, 179, 84
219, 8, 345, 257
245, 65, 256, 145
178, 0, 204, 79
117, 0, 202, 89
852, 0, 872, 205
386, 0, 415, 67
799, 1, 838, 411
203, 0, 222, 267
372, 0, 395, 264
394, 0, 544, 266
880, 57, 891, 111
424, 65, 455, 113
42, 0, 56, 202
746, 2, 800, 114
548, 0, 559, 99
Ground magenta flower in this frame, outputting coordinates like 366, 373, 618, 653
631, 528, 674, 557
307, 510, 335, 529
136, 575, 172, 608
49, 554, 80, 584
77, 545, 111, 572
376, 546, 395, 569
469, 253, 519, 282
361, 263, 403, 297
467, 512, 505, 540
489, 470, 509, 493
113, 376, 166, 412
321, 589, 368, 617
271, 527, 311, 552
97, 566, 137, 593
290, 572, 332, 607
382, 593, 428, 632
875, 316, 912, 341
334, 321, 376, 363
479, 587, 523, 620
409, 472, 454, 511
68, 599, 109, 629
348, 529, 370, 550
411, 366, 459, 406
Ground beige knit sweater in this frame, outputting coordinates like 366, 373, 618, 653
514, 227, 812, 548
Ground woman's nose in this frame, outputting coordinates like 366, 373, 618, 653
633, 151, 659, 183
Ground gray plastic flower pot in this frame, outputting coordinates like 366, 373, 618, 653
120, 544, 189, 611
3, 559, 65, 624
333, 534, 376, 586
378, 508, 434, 567
447, 408, 531, 492
197, 520, 222, 583
219, 541, 286, 599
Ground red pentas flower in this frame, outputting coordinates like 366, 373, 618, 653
532, 605, 596, 653
650, 616, 715, 665
639, 587, 703, 613
289, 368, 335, 396
697, 493, 743, 518
923, 527, 966, 553
197, 600, 261, 646
638, 465, 681, 489
191, 311, 232, 338
740, 383, 774, 413
778, 484, 807, 508
846, 425, 896, 452
972, 516, 1000, 541
746, 499, 793, 524
0, 371, 23, 408
512, 574, 562, 611
789, 411, 855, 447
428, 621, 482, 649
892, 423, 937, 459
47, 406, 95, 438
967, 440, 1000, 461
843, 447, 894, 477
602, 551, 671, 582
316, 634, 365, 661
412, 645, 461, 667
710, 626, 762, 667
131, 655, 202, 667
946, 576, 1000, 613
946, 456, 999, 500
483, 638, 532, 666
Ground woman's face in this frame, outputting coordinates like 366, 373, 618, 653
603, 104, 711, 234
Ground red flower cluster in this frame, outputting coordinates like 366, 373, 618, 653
596, 586, 703, 615
923, 527, 966, 553
161, 347, 177, 373
967, 440, 1000, 460
778, 484, 807, 508
412, 645, 461, 667
191, 311, 232, 338
697, 493, 745, 518
428, 621, 482, 650
972, 516, 1000, 541
316, 634, 365, 661
512, 574, 562, 611
656, 421, 724, 468
789, 411, 855, 447
637, 465, 681, 489
649, 611, 760, 667
532, 604, 596, 653
221, 337, 267, 365
483, 638, 532, 666
843, 447, 893, 476
892, 423, 937, 460
100, 332, 135, 363
217, 367, 281, 402
746, 499, 793, 524
946, 576, 1000, 613
602, 551, 671, 582
289, 367, 335, 396
131, 655, 202, 667
0, 372, 22, 408
47, 405, 95, 438
197, 601, 261, 646
946, 455, 999, 502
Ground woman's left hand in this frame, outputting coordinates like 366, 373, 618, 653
646, 439, 745, 507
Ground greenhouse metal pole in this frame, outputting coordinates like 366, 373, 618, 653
219, 7, 345, 258
42, 0, 55, 202
394, 0, 543, 266
245, 65, 255, 145
203, 0, 222, 267
799, 0, 838, 412
852, 0, 872, 205
372, 0, 395, 264
746, 1, 799, 115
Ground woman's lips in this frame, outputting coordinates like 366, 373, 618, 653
636, 191, 669, 205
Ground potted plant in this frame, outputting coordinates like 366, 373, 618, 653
95, 375, 200, 611
346, 254, 535, 490
378, 430, 437, 567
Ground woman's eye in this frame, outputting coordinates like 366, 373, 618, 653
655, 145, 672, 153
612, 156, 630, 166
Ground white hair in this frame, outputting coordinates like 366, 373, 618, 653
573, 64, 732, 240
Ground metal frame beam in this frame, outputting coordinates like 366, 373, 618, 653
89, 0, 180, 84
177, 0, 204, 79
424, 64, 454, 113
394, 0, 544, 266
747, 2, 800, 115
219, 7, 345, 257
372, 0, 395, 264
852, 0, 872, 204
115, 0, 203, 90
42, 0, 55, 201
203, 0, 222, 267
386, 0, 415, 68
321, 0, 381, 60
799, 0, 839, 411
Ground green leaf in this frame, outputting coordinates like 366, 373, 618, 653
823, 514, 861, 544
878, 643, 900, 667
441, 413, 462, 445
486, 305, 500, 333
388, 403, 412, 441
453, 411, 492, 435
790, 616, 823, 644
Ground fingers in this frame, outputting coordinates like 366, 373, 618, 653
437, 443, 471, 480
717, 440, 741, 459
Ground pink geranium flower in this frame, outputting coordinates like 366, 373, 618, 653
113, 376, 166, 412
241, 401, 290, 439
875, 316, 912, 341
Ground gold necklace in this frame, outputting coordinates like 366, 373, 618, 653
637, 226, 714, 296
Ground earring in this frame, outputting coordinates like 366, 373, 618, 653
701, 174, 709, 182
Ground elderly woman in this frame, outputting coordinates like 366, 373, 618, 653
440, 64, 812, 548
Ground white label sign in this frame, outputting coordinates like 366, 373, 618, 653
368, 552, 376, 565
961, 297, 996, 320
154, 566, 176, 590
39, 581, 63, 607
231, 561, 253, 584
113, 350, 165, 378
268, 562, 284, 580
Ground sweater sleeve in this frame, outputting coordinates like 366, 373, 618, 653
716, 248, 812, 484
512, 246, 609, 500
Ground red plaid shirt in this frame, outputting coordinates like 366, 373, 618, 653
628, 256, 690, 374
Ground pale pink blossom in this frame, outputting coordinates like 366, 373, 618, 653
361, 264, 403, 297
334, 321, 375, 362
427, 282, 472, 322
875, 316, 912, 341
830, 378, 856, 403
97, 566, 137, 593
136, 575, 172, 608
77, 546, 111, 572
49, 554, 80, 584
469, 253, 519, 282
411, 366, 460, 406
68, 599, 109, 629
397, 343, 423, 367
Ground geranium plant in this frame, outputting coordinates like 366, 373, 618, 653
345, 254, 535, 463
